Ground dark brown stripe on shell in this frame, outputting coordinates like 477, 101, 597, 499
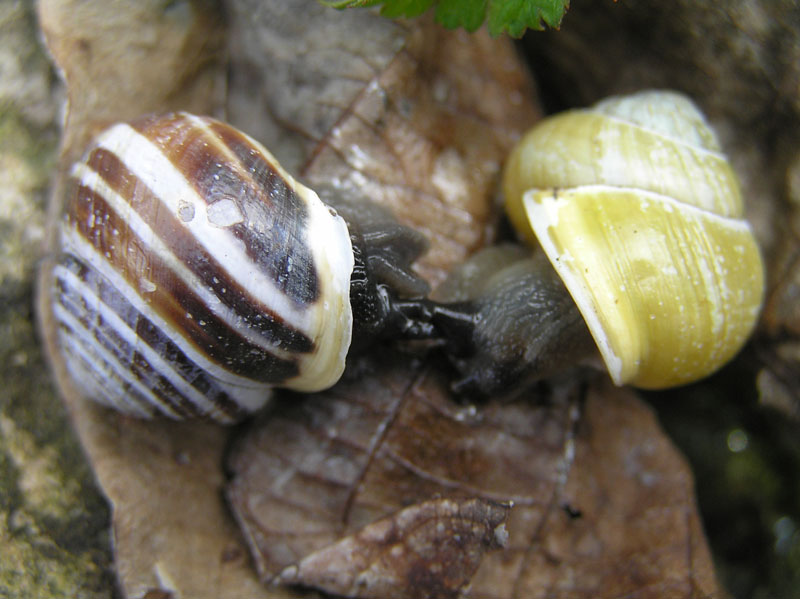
63, 179, 301, 383
77, 146, 314, 354
55, 314, 195, 419
164, 115, 321, 306
54, 253, 256, 420
54, 280, 192, 419
56, 322, 164, 417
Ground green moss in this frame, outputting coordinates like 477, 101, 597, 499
0, 515, 114, 598
0, 107, 58, 177
0, 253, 116, 598
647, 355, 800, 599
0, 3, 116, 597
0, 240, 117, 599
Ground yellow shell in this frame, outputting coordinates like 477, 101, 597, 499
502, 90, 764, 389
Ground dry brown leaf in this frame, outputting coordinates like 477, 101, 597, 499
76, 413, 285, 599
37, 0, 225, 165
227, 354, 723, 599
225, 0, 540, 286
523, 385, 721, 599
277, 497, 510, 599
301, 23, 537, 287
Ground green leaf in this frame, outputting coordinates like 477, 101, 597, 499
319, 0, 434, 17
318, 0, 568, 37
379, 0, 435, 19
318, 0, 383, 8
435, 0, 487, 32
487, 0, 567, 36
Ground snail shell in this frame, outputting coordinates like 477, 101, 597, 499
51, 113, 354, 421
501, 90, 764, 389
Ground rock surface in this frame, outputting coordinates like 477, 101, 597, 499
0, 1, 115, 597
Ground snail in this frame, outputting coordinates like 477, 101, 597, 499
49, 112, 439, 422
431, 90, 765, 397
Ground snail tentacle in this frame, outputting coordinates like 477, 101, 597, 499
435, 252, 597, 398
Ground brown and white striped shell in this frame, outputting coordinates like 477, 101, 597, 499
51, 113, 354, 422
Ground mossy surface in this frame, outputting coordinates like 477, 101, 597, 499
0, 1, 116, 597
648, 358, 800, 599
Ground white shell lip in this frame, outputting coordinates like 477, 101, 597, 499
524, 188, 626, 385
290, 180, 355, 393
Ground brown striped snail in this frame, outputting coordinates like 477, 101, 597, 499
50, 112, 438, 422
432, 90, 765, 397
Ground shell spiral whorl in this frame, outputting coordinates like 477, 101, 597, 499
502, 90, 764, 389
52, 113, 354, 422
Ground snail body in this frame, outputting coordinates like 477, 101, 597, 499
437, 90, 764, 394
51, 113, 432, 422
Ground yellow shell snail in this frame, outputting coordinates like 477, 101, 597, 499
434, 90, 765, 395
